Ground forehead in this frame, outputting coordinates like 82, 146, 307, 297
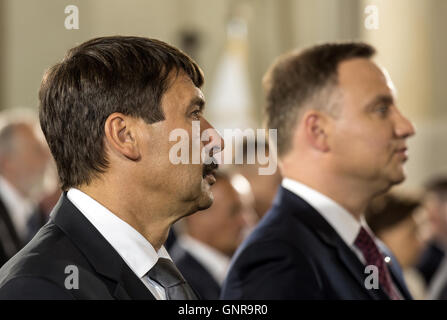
162, 72, 204, 107
337, 58, 394, 105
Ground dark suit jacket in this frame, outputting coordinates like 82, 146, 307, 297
26, 205, 50, 243
0, 193, 156, 300
221, 187, 413, 300
165, 227, 178, 252
416, 241, 445, 286
0, 198, 23, 267
170, 242, 221, 300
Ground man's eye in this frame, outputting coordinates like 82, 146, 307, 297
376, 105, 390, 116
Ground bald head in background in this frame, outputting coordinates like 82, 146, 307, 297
0, 109, 52, 265
0, 120, 50, 200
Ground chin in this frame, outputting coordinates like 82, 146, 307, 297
393, 168, 407, 184
196, 192, 214, 211
383, 172, 406, 191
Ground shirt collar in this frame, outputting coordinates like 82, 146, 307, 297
282, 178, 369, 247
179, 234, 230, 285
67, 188, 171, 278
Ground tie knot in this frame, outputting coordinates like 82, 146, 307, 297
147, 258, 186, 288
354, 226, 387, 267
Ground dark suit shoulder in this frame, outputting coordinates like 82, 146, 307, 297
0, 221, 112, 299
223, 188, 409, 300
0, 276, 74, 300
222, 237, 323, 299
1, 194, 157, 300
239, 201, 324, 258
221, 192, 339, 300
1, 222, 78, 279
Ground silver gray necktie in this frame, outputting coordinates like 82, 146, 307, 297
147, 258, 198, 300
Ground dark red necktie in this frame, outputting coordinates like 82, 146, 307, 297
354, 227, 400, 300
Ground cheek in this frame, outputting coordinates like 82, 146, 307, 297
334, 119, 392, 153
170, 163, 202, 185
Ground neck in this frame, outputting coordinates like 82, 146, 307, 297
78, 178, 185, 251
282, 163, 377, 221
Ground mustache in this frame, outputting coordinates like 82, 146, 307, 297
202, 145, 220, 177
203, 159, 218, 177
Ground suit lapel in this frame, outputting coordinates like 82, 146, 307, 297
112, 266, 156, 300
51, 193, 155, 300
277, 187, 390, 300
388, 262, 413, 300
334, 242, 389, 300
377, 240, 413, 299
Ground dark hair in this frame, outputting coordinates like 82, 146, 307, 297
39, 36, 204, 191
263, 42, 375, 157
365, 194, 420, 235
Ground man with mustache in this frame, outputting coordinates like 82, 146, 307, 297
222, 42, 415, 299
0, 36, 223, 300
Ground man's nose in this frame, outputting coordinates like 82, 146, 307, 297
201, 118, 225, 156
394, 108, 416, 139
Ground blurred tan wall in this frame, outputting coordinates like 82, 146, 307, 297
0, 0, 91, 109
0, 0, 360, 114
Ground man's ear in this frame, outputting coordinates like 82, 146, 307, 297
302, 110, 330, 152
104, 113, 141, 161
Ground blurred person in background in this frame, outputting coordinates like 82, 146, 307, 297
222, 42, 415, 300
170, 171, 248, 299
427, 257, 447, 299
365, 194, 427, 299
230, 173, 259, 237
416, 177, 447, 287
233, 138, 282, 220
417, 177, 447, 299
0, 109, 52, 266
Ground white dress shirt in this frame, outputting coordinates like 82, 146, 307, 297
282, 178, 376, 265
0, 176, 34, 241
67, 188, 172, 300
178, 234, 231, 285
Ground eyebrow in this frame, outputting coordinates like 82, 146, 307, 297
186, 96, 205, 113
365, 94, 394, 111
